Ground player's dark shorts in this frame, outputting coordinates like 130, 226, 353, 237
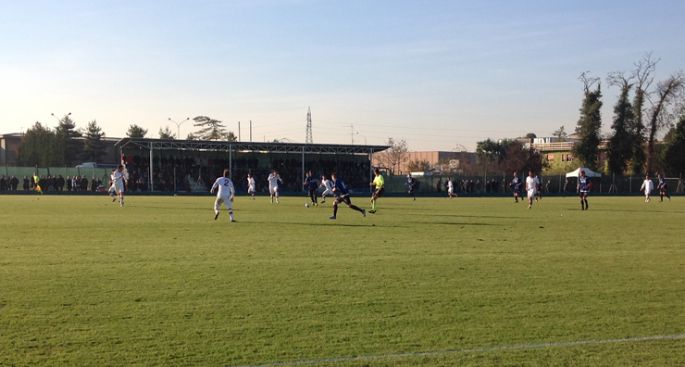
579, 190, 589, 197
373, 188, 385, 198
659, 183, 668, 191
335, 194, 352, 205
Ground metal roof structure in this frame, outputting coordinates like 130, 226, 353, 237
115, 137, 389, 155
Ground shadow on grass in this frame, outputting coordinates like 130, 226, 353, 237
255, 221, 410, 228
426, 221, 502, 226
417, 213, 524, 220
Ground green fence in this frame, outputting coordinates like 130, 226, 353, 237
2, 166, 113, 181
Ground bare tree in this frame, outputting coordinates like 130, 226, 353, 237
629, 53, 658, 174
375, 138, 408, 175
645, 72, 685, 173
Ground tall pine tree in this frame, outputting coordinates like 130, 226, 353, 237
573, 73, 603, 170
662, 114, 685, 176
192, 116, 227, 140
54, 114, 83, 165
82, 120, 106, 162
606, 77, 634, 175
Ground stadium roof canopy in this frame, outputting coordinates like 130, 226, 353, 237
115, 137, 390, 155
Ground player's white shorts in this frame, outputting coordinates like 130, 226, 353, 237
527, 189, 536, 199
448, 188, 454, 195
248, 186, 256, 194
215, 196, 233, 210
321, 188, 334, 197
269, 186, 279, 195
114, 182, 124, 194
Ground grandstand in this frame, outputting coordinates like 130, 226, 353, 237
115, 138, 389, 193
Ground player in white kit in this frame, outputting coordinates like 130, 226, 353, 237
211, 169, 236, 222
447, 177, 455, 198
112, 165, 128, 207
320, 175, 335, 203
267, 170, 283, 204
640, 174, 654, 203
525, 171, 537, 209
247, 173, 256, 200
108, 169, 117, 202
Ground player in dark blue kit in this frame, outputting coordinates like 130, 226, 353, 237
407, 174, 417, 201
509, 172, 522, 203
303, 170, 318, 206
577, 170, 591, 210
657, 173, 671, 202
329, 172, 366, 220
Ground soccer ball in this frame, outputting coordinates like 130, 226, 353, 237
304, 203, 309, 208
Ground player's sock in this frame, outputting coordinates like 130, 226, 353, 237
371, 201, 376, 210
229, 211, 235, 222
332, 204, 338, 218
584, 199, 588, 209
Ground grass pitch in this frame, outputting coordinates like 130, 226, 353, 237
1, 194, 684, 366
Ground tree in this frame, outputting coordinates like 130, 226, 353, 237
552, 126, 568, 141
127, 124, 148, 138
224, 131, 238, 142
82, 120, 106, 162
186, 132, 198, 140
644, 72, 684, 174
525, 132, 537, 139
192, 116, 227, 140
375, 138, 408, 175
573, 72, 603, 170
662, 114, 685, 176
476, 139, 545, 174
159, 126, 175, 140
629, 54, 657, 175
407, 160, 431, 172
18, 122, 62, 166
606, 73, 634, 175
54, 114, 82, 165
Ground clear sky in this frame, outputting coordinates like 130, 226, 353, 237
1, 0, 683, 150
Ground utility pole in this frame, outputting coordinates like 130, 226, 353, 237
249, 120, 253, 142
168, 117, 189, 139
305, 107, 313, 144
238, 121, 241, 141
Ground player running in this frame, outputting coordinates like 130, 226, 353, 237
534, 174, 542, 202
447, 177, 456, 198
108, 169, 117, 201
211, 169, 236, 222
657, 173, 671, 202
267, 170, 283, 204
304, 170, 318, 206
247, 173, 256, 200
407, 174, 417, 200
320, 175, 334, 203
525, 171, 537, 209
640, 174, 654, 203
369, 168, 384, 213
509, 172, 521, 203
112, 164, 129, 207
329, 172, 366, 220
577, 170, 590, 210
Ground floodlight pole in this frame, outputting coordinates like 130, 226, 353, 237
168, 117, 189, 139
301, 146, 305, 193
149, 142, 154, 192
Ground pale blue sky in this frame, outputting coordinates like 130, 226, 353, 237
1, 0, 683, 150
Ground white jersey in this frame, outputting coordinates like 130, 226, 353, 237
113, 170, 128, 185
247, 177, 256, 191
267, 174, 282, 188
212, 177, 235, 197
447, 180, 454, 191
641, 179, 654, 193
321, 179, 333, 190
526, 176, 536, 191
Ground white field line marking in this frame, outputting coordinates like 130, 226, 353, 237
233, 333, 685, 367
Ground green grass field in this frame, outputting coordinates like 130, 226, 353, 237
1, 194, 684, 366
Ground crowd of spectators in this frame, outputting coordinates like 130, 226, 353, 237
0, 175, 106, 192
122, 153, 371, 193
